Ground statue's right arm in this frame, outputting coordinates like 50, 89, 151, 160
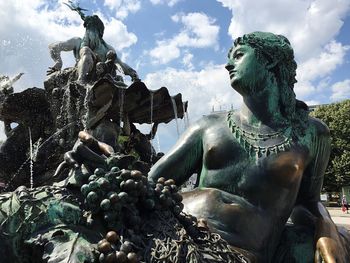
106, 45, 139, 81
115, 56, 139, 81
148, 120, 204, 186
48, 37, 82, 73
293, 118, 349, 262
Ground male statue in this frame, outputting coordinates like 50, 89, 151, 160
47, 2, 138, 84
149, 32, 349, 262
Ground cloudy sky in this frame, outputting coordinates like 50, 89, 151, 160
0, 0, 349, 152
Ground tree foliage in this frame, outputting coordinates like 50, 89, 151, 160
310, 99, 350, 191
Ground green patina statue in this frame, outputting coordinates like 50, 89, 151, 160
149, 32, 350, 262
47, 1, 138, 84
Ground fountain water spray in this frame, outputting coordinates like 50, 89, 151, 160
58, 86, 73, 135
155, 133, 161, 153
82, 84, 92, 130
185, 111, 190, 128
171, 97, 180, 138
119, 88, 125, 127
28, 127, 34, 189
4, 121, 78, 191
150, 91, 154, 162
182, 102, 189, 131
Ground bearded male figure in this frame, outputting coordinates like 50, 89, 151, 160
149, 32, 349, 262
47, 2, 138, 83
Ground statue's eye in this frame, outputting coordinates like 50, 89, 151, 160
234, 53, 243, 59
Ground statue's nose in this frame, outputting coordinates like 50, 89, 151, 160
225, 63, 234, 72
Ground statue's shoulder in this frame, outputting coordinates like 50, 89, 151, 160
307, 116, 330, 138
199, 112, 227, 127
184, 113, 227, 138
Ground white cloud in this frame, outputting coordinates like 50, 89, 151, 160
149, 41, 181, 64
217, 0, 350, 101
217, 0, 349, 58
98, 15, 138, 51
305, 100, 321, 106
171, 13, 220, 48
182, 51, 194, 70
297, 41, 349, 81
103, 0, 141, 20
331, 79, 350, 101
149, 12, 220, 64
149, 0, 182, 7
294, 41, 349, 98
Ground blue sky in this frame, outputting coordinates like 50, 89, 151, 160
0, 0, 349, 152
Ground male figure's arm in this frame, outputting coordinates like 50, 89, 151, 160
47, 37, 82, 74
116, 56, 139, 81
114, 54, 139, 81
292, 118, 349, 263
104, 44, 139, 81
148, 120, 204, 186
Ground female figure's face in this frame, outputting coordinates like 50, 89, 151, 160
225, 44, 268, 96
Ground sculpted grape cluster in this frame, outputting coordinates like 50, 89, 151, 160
79, 164, 187, 262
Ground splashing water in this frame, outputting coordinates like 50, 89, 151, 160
155, 133, 161, 153
185, 111, 190, 127
119, 88, 125, 127
82, 84, 92, 130
171, 97, 180, 138
61, 87, 70, 121
4, 121, 78, 191
32, 138, 42, 162
150, 92, 154, 134
28, 128, 34, 189
150, 91, 154, 162
58, 86, 72, 130
182, 102, 190, 131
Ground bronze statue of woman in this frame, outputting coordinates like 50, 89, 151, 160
149, 32, 349, 262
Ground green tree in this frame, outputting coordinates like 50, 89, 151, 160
310, 99, 350, 191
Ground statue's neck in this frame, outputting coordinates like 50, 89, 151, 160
239, 85, 286, 130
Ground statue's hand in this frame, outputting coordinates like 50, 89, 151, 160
132, 76, 141, 82
54, 131, 113, 178
129, 70, 140, 82
315, 236, 347, 263
47, 61, 62, 75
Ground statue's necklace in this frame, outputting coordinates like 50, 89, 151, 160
227, 111, 292, 159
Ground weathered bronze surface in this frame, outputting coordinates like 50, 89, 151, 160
149, 32, 350, 262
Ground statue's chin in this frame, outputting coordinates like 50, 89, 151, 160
231, 83, 249, 97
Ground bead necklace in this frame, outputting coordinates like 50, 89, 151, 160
227, 111, 292, 159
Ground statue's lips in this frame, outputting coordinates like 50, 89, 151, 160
228, 70, 236, 78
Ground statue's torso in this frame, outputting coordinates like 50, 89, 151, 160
183, 113, 311, 258
81, 30, 110, 62
199, 112, 308, 193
